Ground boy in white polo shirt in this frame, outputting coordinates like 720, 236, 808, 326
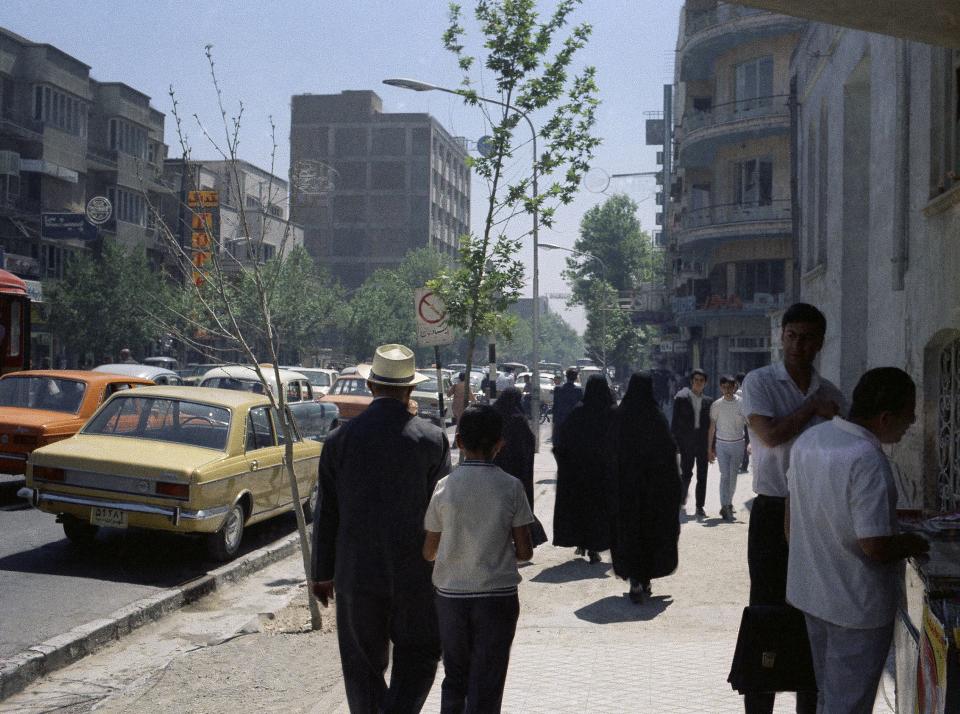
423, 403, 534, 713
708, 374, 747, 521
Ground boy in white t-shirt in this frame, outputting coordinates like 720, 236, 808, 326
423, 403, 534, 713
708, 374, 747, 521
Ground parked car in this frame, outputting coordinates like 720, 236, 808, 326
411, 371, 452, 426
19, 386, 322, 560
516, 371, 556, 406
94, 363, 185, 386
198, 365, 339, 440
142, 356, 180, 371
179, 363, 221, 386
281, 367, 339, 396
320, 373, 417, 424
0, 370, 154, 475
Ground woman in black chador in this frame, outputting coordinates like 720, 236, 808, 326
552, 374, 613, 563
493, 387, 547, 545
608, 372, 683, 602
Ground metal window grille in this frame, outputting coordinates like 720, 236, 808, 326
938, 337, 960, 512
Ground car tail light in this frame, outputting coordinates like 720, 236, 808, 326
34, 466, 65, 482
155, 482, 189, 499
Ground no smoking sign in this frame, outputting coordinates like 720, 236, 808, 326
414, 288, 453, 346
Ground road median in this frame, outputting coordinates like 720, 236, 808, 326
0, 529, 301, 700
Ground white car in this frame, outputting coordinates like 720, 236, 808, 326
412, 371, 452, 426
281, 367, 339, 396
94, 363, 185, 386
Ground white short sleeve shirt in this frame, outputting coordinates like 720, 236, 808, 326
710, 396, 746, 441
785, 418, 900, 629
741, 362, 845, 497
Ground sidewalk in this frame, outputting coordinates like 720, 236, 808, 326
1, 430, 896, 713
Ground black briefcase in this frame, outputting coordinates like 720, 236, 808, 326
727, 605, 817, 694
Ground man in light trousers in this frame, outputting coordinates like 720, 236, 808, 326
708, 374, 747, 521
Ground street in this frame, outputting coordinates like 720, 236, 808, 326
0, 493, 301, 660
0, 423, 895, 713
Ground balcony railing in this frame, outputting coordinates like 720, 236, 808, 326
681, 199, 791, 231
684, 2, 766, 38
673, 292, 785, 315
683, 95, 789, 134
86, 146, 118, 169
0, 116, 44, 141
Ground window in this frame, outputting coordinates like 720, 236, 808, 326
734, 159, 772, 206
246, 406, 275, 451
108, 117, 147, 159
107, 186, 146, 226
734, 56, 774, 109
735, 260, 785, 301
33, 85, 86, 136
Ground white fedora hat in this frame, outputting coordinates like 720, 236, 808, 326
357, 344, 430, 387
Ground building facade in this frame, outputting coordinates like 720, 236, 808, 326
0, 27, 169, 365
289, 90, 469, 289
162, 158, 303, 274
666, 2, 805, 383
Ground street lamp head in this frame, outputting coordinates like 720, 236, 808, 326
538, 242, 566, 251
382, 78, 440, 92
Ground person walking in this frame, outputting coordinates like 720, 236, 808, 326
735, 372, 750, 473
552, 375, 613, 563
311, 343, 451, 714
739, 303, 844, 714
447, 372, 473, 424
493, 388, 547, 547
119, 348, 137, 364
551, 367, 582, 446
786, 367, 929, 714
707, 375, 747, 521
608, 372, 684, 603
671, 369, 713, 519
423, 404, 534, 714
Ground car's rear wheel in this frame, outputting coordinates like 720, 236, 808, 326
206, 502, 245, 561
62, 515, 98, 546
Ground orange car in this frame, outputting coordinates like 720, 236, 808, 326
0, 370, 153, 474
320, 375, 417, 424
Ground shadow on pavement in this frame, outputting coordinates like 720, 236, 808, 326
535, 478, 556, 485
531, 558, 612, 583
574, 594, 672, 624
0, 511, 300, 587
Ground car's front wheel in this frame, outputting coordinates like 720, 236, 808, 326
62, 515, 98, 546
206, 502, 245, 561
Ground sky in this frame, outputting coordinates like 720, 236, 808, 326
2, 0, 684, 333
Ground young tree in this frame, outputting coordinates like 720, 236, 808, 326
428, 0, 601, 405
564, 193, 660, 376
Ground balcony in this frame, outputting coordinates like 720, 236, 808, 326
675, 199, 791, 247
0, 116, 44, 143
673, 291, 786, 327
679, 95, 790, 166
628, 283, 673, 325
679, 3, 804, 82
86, 146, 118, 171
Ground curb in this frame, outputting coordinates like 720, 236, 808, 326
0, 530, 302, 701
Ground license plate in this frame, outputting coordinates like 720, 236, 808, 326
90, 507, 128, 528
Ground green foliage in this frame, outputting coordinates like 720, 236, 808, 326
344, 248, 449, 362
434, 0, 601, 377
500, 307, 583, 366
564, 194, 663, 375
46, 242, 170, 364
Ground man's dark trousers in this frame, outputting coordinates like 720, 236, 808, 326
680, 442, 709, 509
435, 594, 519, 714
744, 495, 816, 714
336, 586, 441, 714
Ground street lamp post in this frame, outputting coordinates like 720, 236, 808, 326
540, 241, 609, 376
383, 78, 544, 448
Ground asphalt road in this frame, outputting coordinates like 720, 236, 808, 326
0, 499, 303, 659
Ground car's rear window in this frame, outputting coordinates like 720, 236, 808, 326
0, 376, 87, 413
84, 396, 231, 450
202, 377, 266, 394
304, 372, 331, 387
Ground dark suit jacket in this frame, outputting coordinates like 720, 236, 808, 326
551, 382, 583, 443
311, 397, 451, 594
670, 390, 713, 453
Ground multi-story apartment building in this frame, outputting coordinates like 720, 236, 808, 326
289, 90, 469, 289
162, 158, 303, 273
0, 27, 169, 282
666, 2, 804, 382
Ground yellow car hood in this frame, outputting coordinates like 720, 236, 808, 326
29, 434, 226, 477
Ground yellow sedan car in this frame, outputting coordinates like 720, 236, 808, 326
19, 386, 321, 560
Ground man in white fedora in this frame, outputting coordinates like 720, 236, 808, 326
311, 343, 451, 713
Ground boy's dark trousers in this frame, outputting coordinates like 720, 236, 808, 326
435, 593, 520, 714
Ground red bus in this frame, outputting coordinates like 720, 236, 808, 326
0, 269, 30, 374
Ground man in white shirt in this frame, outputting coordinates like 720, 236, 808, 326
495, 367, 515, 394
708, 375, 747, 521
786, 367, 928, 714
739, 303, 844, 714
